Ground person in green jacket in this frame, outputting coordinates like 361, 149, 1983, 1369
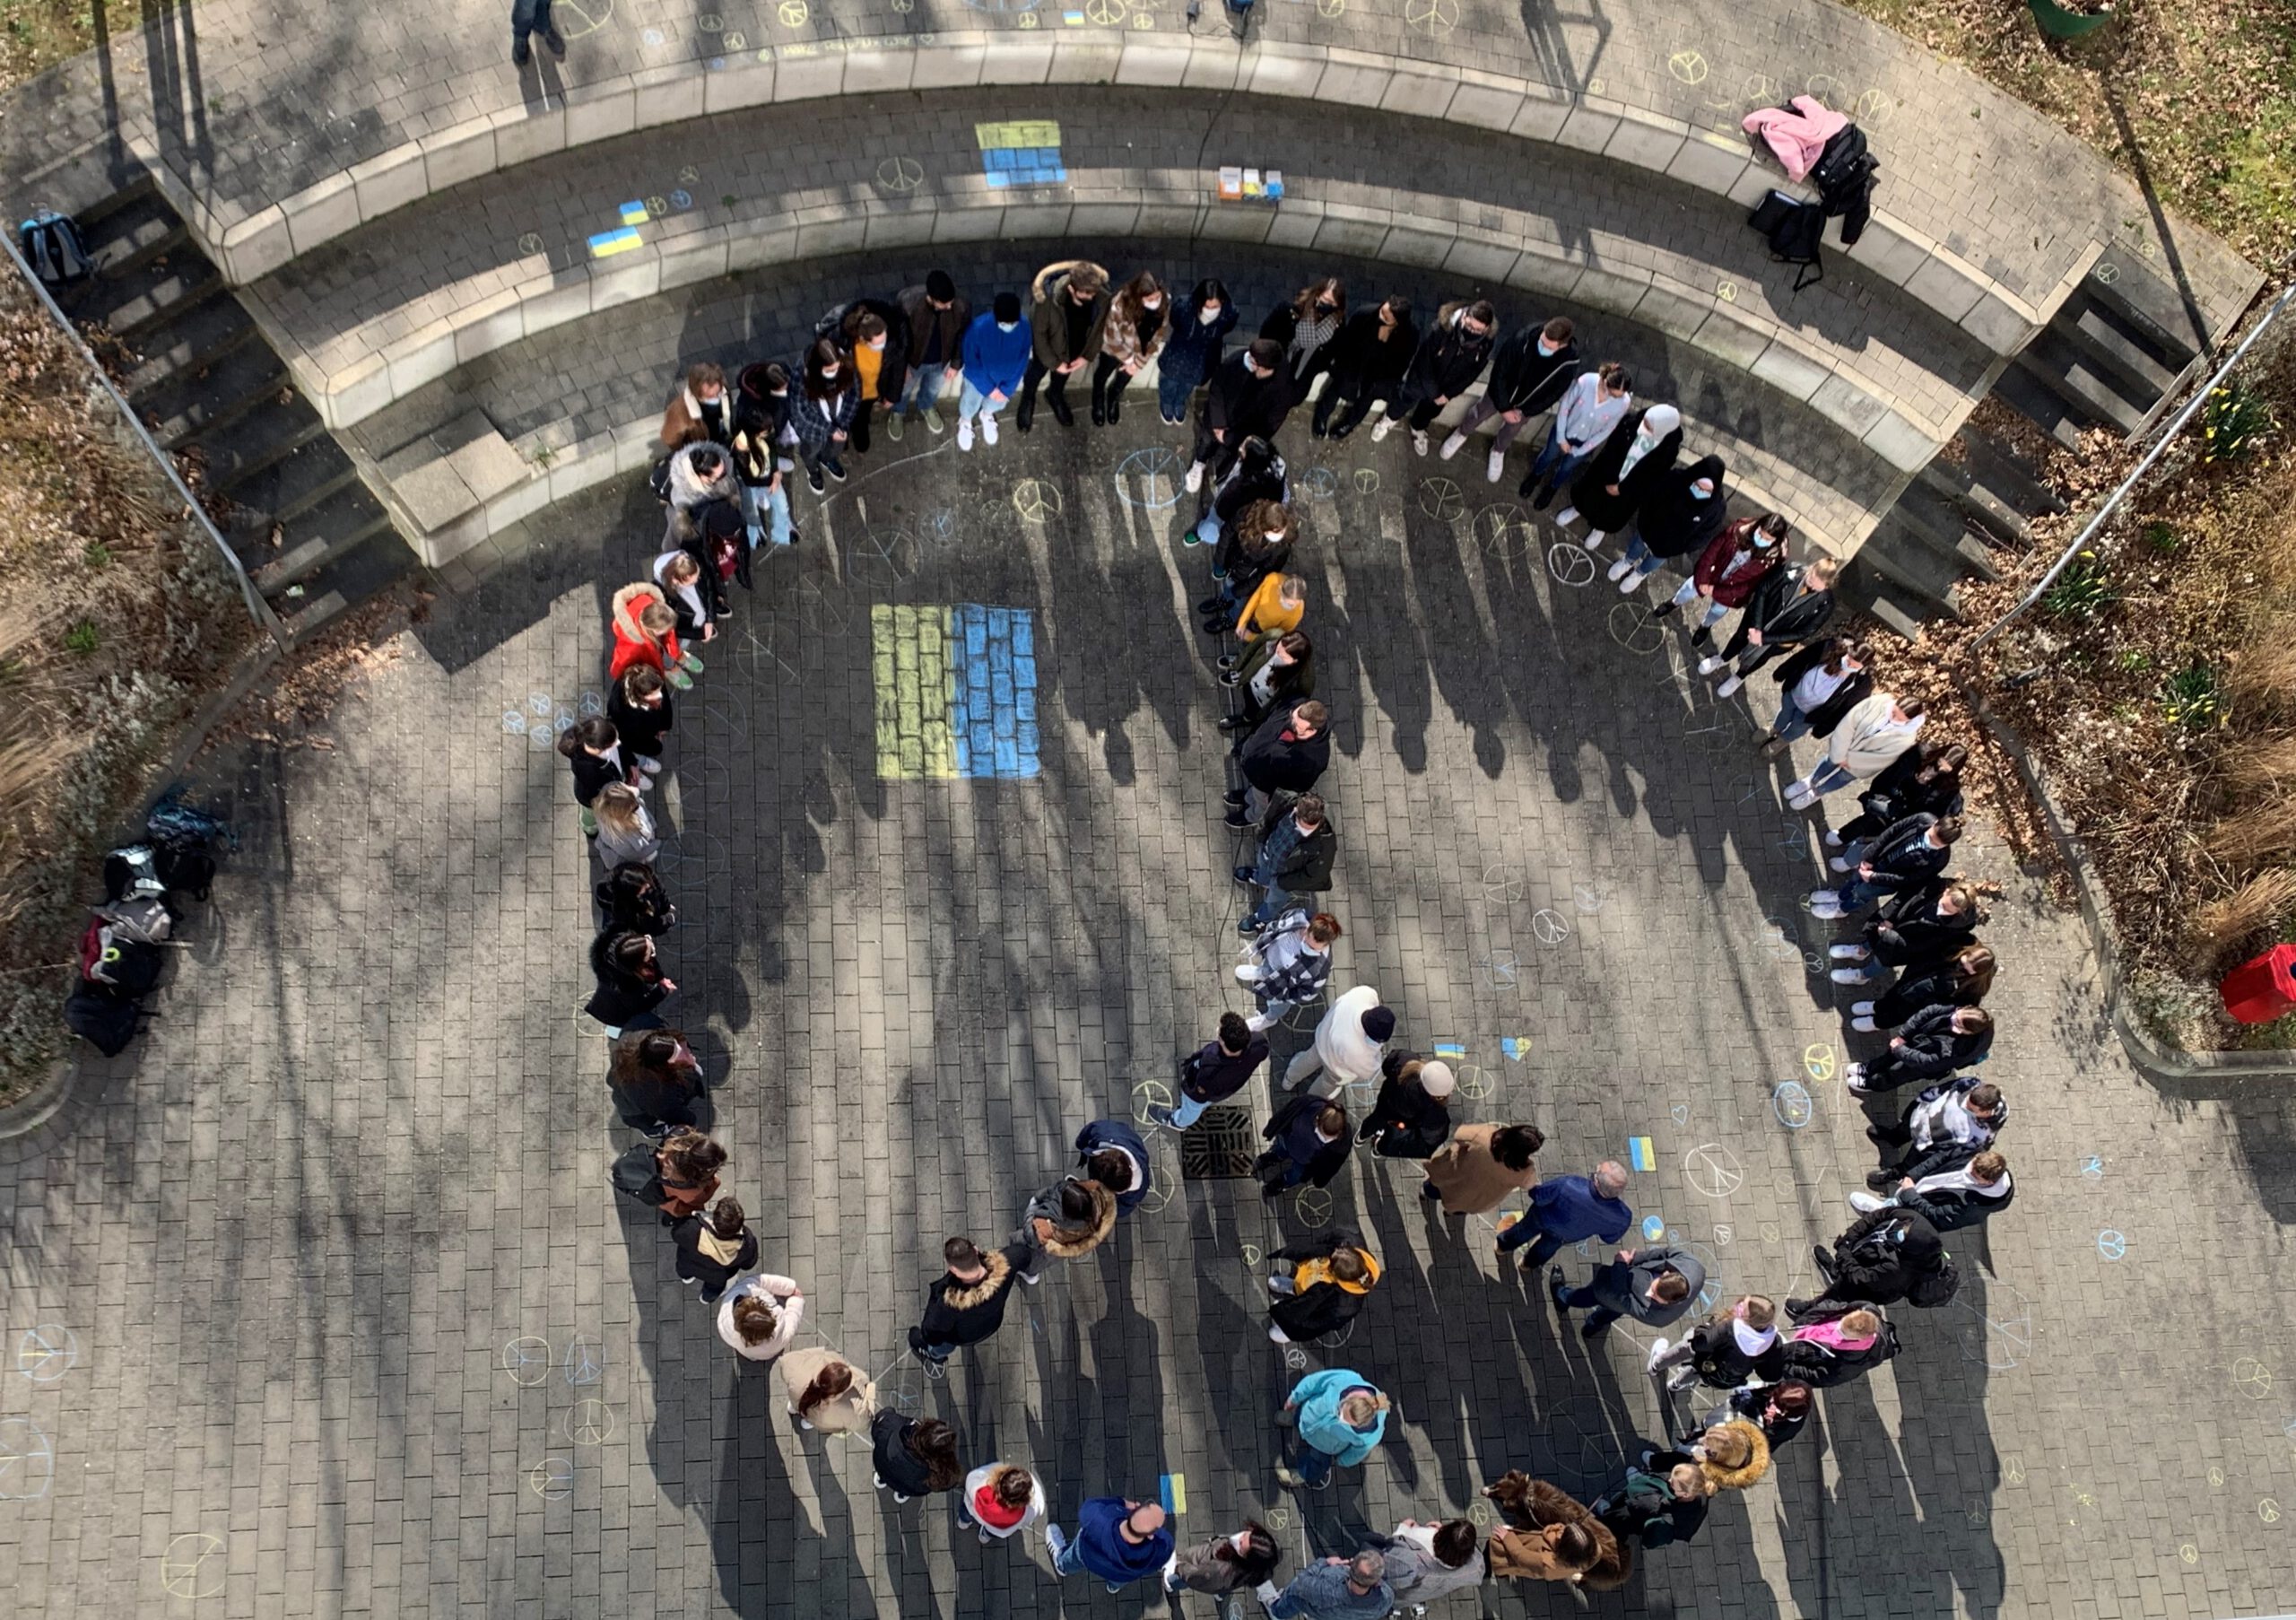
1276, 1368, 1388, 1489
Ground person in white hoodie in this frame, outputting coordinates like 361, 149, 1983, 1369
1518, 361, 1632, 509
716, 1270, 805, 1363
1644, 1294, 1786, 1394
1785, 693, 1925, 809
659, 440, 740, 544
1283, 989, 1396, 1093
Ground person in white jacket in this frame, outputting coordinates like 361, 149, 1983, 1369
660, 440, 739, 544
1377, 1517, 1490, 1608
1786, 693, 1925, 810
716, 1272, 804, 1363
1283, 988, 1396, 1093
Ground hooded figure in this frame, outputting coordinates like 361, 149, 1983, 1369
1569, 404, 1683, 536
1013, 1175, 1118, 1276
1630, 454, 1730, 560
608, 582, 682, 683
1806, 1207, 1951, 1307
1267, 1227, 1381, 1341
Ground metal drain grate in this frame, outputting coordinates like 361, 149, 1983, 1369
1178, 1104, 1258, 1180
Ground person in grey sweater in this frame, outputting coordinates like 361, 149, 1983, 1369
1547, 1243, 1706, 1340
1372, 1518, 1487, 1607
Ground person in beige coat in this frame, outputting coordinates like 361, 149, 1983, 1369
1092, 271, 1170, 426
1786, 693, 1926, 810
779, 1346, 876, 1433
1421, 1123, 1546, 1215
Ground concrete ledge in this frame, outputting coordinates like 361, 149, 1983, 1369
187, 30, 2049, 357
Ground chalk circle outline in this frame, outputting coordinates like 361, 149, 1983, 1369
1112, 445, 1186, 510
1415, 477, 1465, 521
1471, 502, 1534, 557
2096, 1230, 2127, 1261
778, 0, 810, 22
1268, 1506, 1292, 1529
1682, 1143, 1744, 1198
1530, 909, 1570, 945
1607, 602, 1666, 655
1294, 466, 1339, 499
1292, 1186, 1333, 1225
2232, 1356, 2274, 1398
1855, 87, 1895, 125
528, 1458, 577, 1501
1466, 1499, 1493, 1527
921, 1355, 947, 1381
1131, 1079, 1175, 1127
1573, 884, 1605, 914
528, 691, 553, 716
1455, 1063, 1495, 1101
555, 0, 613, 39
1805, 72, 1842, 103
1802, 1044, 1836, 1082
1012, 480, 1063, 522
2263, 1498, 2282, 1523
565, 1399, 618, 1445
502, 710, 528, 735
17, 1323, 79, 1382
502, 1336, 552, 1386
1317, 0, 1344, 13
1316, 1319, 1357, 1349
875, 156, 926, 192
528, 724, 554, 751
1242, 1242, 1262, 1267
563, 1337, 606, 1387
1481, 863, 1526, 903
1134, 1137, 1182, 1214
1760, 920, 1802, 964
578, 688, 605, 716
0, 1416, 55, 1501
1283, 1346, 1307, 1369
161, 1532, 226, 1599
2092, 260, 2120, 284
2179, 1544, 2199, 1564
1403, 0, 1457, 32
1545, 542, 1596, 588
1713, 1224, 1734, 1245
517, 231, 547, 257
698, 9, 723, 27
2002, 1454, 2026, 1485
1279, 997, 1324, 1034
1771, 1080, 1814, 1129
1666, 48, 1708, 84
678, 164, 701, 186
1351, 467, 1380, 494
1082, 0, 1126, 20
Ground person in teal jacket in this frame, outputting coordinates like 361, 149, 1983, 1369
1277, 1368, 1389, 1489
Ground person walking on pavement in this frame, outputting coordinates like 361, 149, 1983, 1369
509, 0, 564, 64
1266, 1549, 1397, 1620
1371, 1518, 1486, 1610
1283, 988, 1394, 1094
1165, 1521, 1284, 1601
1789, 1206, 1954, 1315
672, 1195, 760, 1303
1237, 790, 1338, 930
1045, 1496, 1174, 1593
1149, 1011, 1272, 1130
1277, 1367, 1391, 1489
1256, 1096, 1355, 1201
1549, 1243, 1705, 1339
1265, 1228, 1381, 1344
1379, 300, 1497, 455
1355, 1054, 1456, 1160
1483, 1476, 1613, 1588
908, 1234, 1033, 1364
716, 1269, 804, 1363
1644, 1294, 1787, 1393
1017, 259, 1110, 432
871, 1413, 961, 1504
1495, 1161, 1632, 1272
1810, 813, 1962, 919
1235, 909, 1343, 1030
1228, 701, 1332, 829
957, 1463, 1046, 1545
1781, 1304, 1895, 1388
1074, 1117, 1153, 1216
1442, 316, 1578, 483
1421, 1123, 1546, 1216
955, 292, 1032, 453
605, 1024, 704, 1137
1011, 1174, 1118, 1284
779, 1346, 875, 1433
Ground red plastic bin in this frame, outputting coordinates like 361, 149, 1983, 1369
2221, 943, 2296, 1024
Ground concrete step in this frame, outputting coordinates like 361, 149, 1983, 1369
279, 529, 421, 643
2083, 247, 2206, 367
198, 395, 330, 500
253, 483, 395, 597
1839, 554, 1935, 640
72, 186, 187, 281
228, 434, 362, 527
1918, 451, 2028, 546
138, 338, 286, 450
1991, 358, 2094, 451
2018, 328, 2150, 436
65, 254, 222, 342
118, 292, 257, 398
1852, 514, 1967, 619
1961, 428, 2066, 516
2064, 293, 2182, 408
1890, 478, 2002, 581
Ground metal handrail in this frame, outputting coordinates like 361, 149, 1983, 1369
2, 233, 286, 645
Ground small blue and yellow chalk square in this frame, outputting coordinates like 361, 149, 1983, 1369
1629, 1136, 1655, 1172
873, 605, 1039, 780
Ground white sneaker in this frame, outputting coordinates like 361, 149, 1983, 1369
1850, 1016, 1877, 1032
1822, 828, 1844, 849
1184, 461, 1205, 492
1716, 675, 1743, 698
1831, 943, 1869, 961
1234, 964, 1260, 984
1582, 529, 1606, 551
1606, 557, 1635, 582
1808, 893, 1842, 918
1851, 999, 1876, 1016
1829, 854, 1853, 872
1268, 1325, 1292, 1344
1644, 1336, 1671, 1374
1830, 967, 1867, 984
1487, 449, 1505, 483
1439, 431, 1465, 460
1697, 657, 1723, 677
1370, 417, 1396, 442
982, 414, 1000, 446
956, 416, 975, 452
1848, 1191, 1886, 1215
1618, 569, 1650, 595
1412, 430, 1431, 456
1554, 505, 1578, 527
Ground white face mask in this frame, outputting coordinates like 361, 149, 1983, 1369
996, 320, 1019, 333
1199, 306, 1222, 325
1142, 296, 1163, 310
866, 337, 886, 352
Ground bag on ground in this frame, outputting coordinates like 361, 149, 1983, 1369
610, 1140, 660, 1202
1749, 190, 1826, 291
65, 982, 142, 1057
19, 210, 91, 285
103, 844, 167, 902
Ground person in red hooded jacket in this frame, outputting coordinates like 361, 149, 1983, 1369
609, 581, 691, 688
1648, 512, 1788, 649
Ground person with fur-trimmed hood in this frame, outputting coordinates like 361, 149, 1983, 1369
1011, 1173, 1117, 1285
1482, 1473, 1626, 1590
1265, 1226, 1380, 1345
1648, 1420, 1771, 1494
909, 1234, 1034, 1363
659, 361, 736, 451
609, 581, 691, 687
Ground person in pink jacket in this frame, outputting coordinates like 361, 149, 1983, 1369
1648, 513, 1788, 644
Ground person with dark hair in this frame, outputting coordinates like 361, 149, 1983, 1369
731, 361, 798, 551
1833, 739, 1968, 843
1266, 1229, 1380, 1344
1496, 1161, 1633, 1271
606, 1024, 703, 1137
1018, 258, 1110, 432
1355, 1054, 1456, 1160
1549, 1243, 1705, 1339
892, 270, 969, 436
1373, 1517, 1486, 1607
1257, 1096, 1355, 1202
1649, 510, 1787, 643
658, 439, 741, 549
1149, 1012, 1271, 1130
956, 292, 1033, 452
1237, 789, 1337, 928
1012, 1174, 1118, 1285
1518, 361, 1632, 507
1092, 271, 1170, 425
1186, 336, 1297, 492
1787, 692, 1926, 809
1645, 1293, 1787, 1393
1047, 1496, 1174, 1591
607, 666, 673, 778
508, 0, 563, 65
595, 860, 674, 936
673, 1195, 759, 1302
1160, 278, 1239, 426
1312, 296, 1417, 440
1261, 278, 1347, 388
584, 927, 674, 1032
660, 361, 734, 451
1829, 877, 1980, 985
1234, 909, 1343, 1029
1444, 315, 1578, 483
1866, 1073, 2005, 1183
1789, 1206, 1952, 1315
620, 1125, 725, 1221
1276, 1369, 1390, 1487
1613, 453, 1730, 595
1382, 298, 1497, 456
1230, 700, 1331, 828
1854, 945, 1996, 1032
1165, 1520, 1284, 1598
1683, 1380, 1813, 1452
1267, 1548, 1396, 1619
1073, 1117, 1152, 1216
1483, 1475, 1615, 1588
1592, 1459, 1713, 1551
1702, 553, 1842, 698
1422, 1122, 1546, 1215
909, 1234, 1034, 1363
1191, 431, 1290, 555
790, 337, 858, 493
1201, 484, 1294, 632
872, 1412, 962, 1503
1224, 629, 1315, 734
1812, 812, 1964, 919
778, 1346, 876, 1433
1558, 402, 1682, 551
716, 1269, 804, 1363
958, 1462, 1045, 1544
1755, 634, 1872, 758
559, 717, 631, 818
813, 298, 907, 457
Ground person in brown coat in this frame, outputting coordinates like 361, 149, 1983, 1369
778, 1346, 876, 1433
1483, 1473, 1624, 1590
659, 361, 735, 450
1421, 1123, 1545, 1215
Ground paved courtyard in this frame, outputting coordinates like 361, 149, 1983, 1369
3, 418, 2295, 1619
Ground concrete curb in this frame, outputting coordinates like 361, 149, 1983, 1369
0, 1053, 81, 1142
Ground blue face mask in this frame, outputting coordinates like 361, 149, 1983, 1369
1753, 534, 1776, 550
1690, 481, 1715, 501
1537, 338, 1557, 356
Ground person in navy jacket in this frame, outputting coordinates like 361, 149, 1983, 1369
1074, 1119, 1152, 1216
1495, 1161, 1633, 1272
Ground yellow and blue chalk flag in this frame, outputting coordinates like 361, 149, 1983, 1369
873, 605, 1040, 780
977, 119, 1066, 187
1629, 1136, 1655, 1172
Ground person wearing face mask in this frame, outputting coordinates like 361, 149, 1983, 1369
1649, 510, 1787, 643
1158, 278, 1239, 428
813, 299, 908, 459
891, 270, 969, 438
1700, 555, 1841, 698
1018, 258, 1110, 432
1185, 338, 1296, 494
1311, 296, 1417, 440
1380, 299, 1498, 454
1519, 361, 1633, 508
1611, 453, 1728, 594
954, 292, 1033, 453
1260, 277, 1346, 390
1189, 433, 1289, 557
659, 361, 735, 451
1786, 691, 1926, 809
1557, 402, 1682, 550
732, 361, 798, 550
789, 337, 858, 494
1443, 316, 1578, 483
1091, 272, 1170, 427
1756, 634, 1874, 758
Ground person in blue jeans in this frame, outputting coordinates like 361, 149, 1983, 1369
1147, 1012, 1270, 1131
1276, 1368, 1389, 1489
509, 0, 563, 65
1495, 1161, 1633, 1272
1808, 813, 1961, 919
954, 293, 1032, 453
1046, 1497, 1171, 1592
1239, 792, 1336, 930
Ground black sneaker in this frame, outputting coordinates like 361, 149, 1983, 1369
1015, 409, 1033, 434
1689, 624, 1711, 647
1648, 597, 1677, 619
1223, 789, 1246, 806
1196, 596, 1224, 614
823, 457, 848, 483
1329, 423, 1352, 441
542, 24, 566, 55
511, 34, 533, 63
806, 465, 825, 494
1223, 809, 1249, 829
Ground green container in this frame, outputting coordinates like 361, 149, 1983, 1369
2028, 0, 2113, 39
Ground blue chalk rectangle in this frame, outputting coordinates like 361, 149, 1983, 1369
1433, 1041, 1466, 1060
1629, 1137, 1655, 1172
587, 226, 643, 257
1012, 617, 1032, 657
946, 605, 1041, 779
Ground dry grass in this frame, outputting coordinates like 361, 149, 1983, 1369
2188, 867, 2296, 971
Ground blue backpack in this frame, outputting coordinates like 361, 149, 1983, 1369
19, 210, 91, 286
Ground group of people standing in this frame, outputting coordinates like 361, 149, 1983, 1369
544, 255, 2022, 1611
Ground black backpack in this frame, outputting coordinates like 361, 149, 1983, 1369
1750, 190, 1826, 292
1908, 1257, 1962, 1309
65, 982, 144, 1057
19, 210, 91, 285
610, 1139, 663, 1203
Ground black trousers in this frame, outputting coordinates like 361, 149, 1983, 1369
1190, 416, 1242, 483
1314, 367, 1394, 436
1017, 357, 1078, 422
1090, 354, 1138, 419
1405, 396, 1446, 432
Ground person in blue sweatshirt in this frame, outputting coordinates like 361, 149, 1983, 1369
956, 292, 1032, 454
1495, 1161, 1632, 1272
1074, 1117, 1152, 1216
1046, 1496, 1173, 1591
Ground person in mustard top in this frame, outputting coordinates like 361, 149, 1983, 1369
1265, 1226, 1381, 1344
1235, 572, 1305, 644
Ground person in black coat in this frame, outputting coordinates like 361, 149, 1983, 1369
1781, 1302, 1895, 1388
1237, 790, 1338, 927
1380, 299, 1497, 450
1265, 1226, 1380, 1341
1701, 557, 1840, 697
1594, 1459, 1712, 1551
1830, 877, 1979, 985
1202, 488, 1295, 632
1222, 630, 1315, 733
1789, 1209, 1950, 1313
673, 1196, 760, 1302
1813, 812, 1962, 919
596, 860, 675, 936
1187, 339, 1295, 492
1835, 741, 1968, 842
606, 1023, 705, 1137
1612, 454, 1729, 592
815, 295, 909, 456
1191, 435, 1288, 554
1227, 700, 1331, 823
1870, 1148, 2014, 1232
1683, 1380, 1813, 1453
909, 1235, 1034, 1363
1857, 942, 1994, 1031
559, 717, 631, 807
1562, 404, 1683, 546
1441, 317, 1579, 481
608, 666, 674, 771
1848, 1005, 1993, 1093
586, 926, 674, 1030
1257, 1093, 1353, 1195
1312, 297, 1418, 440
1756, 636, 1873, 758
1148, 1011, 1272, 1130
1355, 1052, 1457, 1159
1648, 1295, 1788, 1392
871, 1413, 961, 1502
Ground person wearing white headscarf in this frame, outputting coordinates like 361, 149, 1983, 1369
1559, 402, 1683, 549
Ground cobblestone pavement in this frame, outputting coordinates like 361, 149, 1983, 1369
4, 421, 2296, 1619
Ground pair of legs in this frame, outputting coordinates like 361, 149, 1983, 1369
1157, 367, 1203, 426
509, 0, 562, 57
1494, 1216, 1563, 1267
1518, 425, 1592, 507
953, 379, 1008, 451
1787, 759, 1860, 809
894, 366, 946, 431
1016, 357, 1080, 429
1550, 1277, 1622, 1336
1089, 354, 1140, 422
1445, 398, 1540, 477
796, 440, 846, 492
738, 474, 794, 549
1313, 369, 1389, 439
1187, 418, 1241, 486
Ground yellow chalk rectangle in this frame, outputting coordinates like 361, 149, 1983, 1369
872, 605, 957, 779
976, 119, 1063, 150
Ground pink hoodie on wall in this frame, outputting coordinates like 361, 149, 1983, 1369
1744, 96, 1851, 182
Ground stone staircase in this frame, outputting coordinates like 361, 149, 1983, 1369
54, 180, 417, 641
